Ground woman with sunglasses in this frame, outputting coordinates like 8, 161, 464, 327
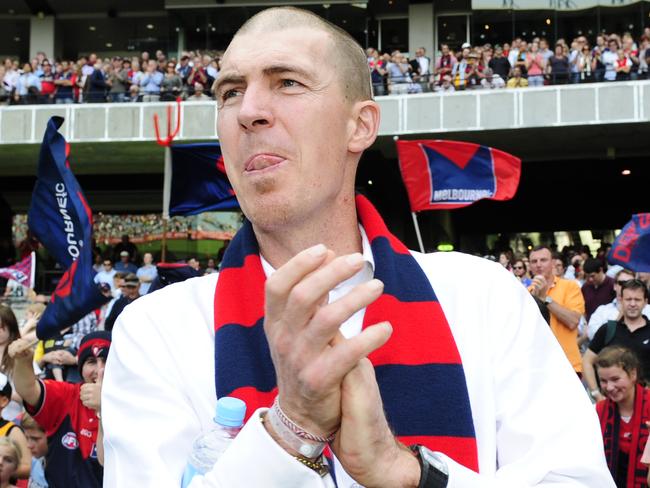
512, 259, 532, 287
160, 62, 182, 102
595, 346, 650, 487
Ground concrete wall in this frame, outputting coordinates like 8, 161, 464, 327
408, 3, 434, 58
29, 16, 55, 60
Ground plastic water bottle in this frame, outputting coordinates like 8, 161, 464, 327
181, 397, 247, 487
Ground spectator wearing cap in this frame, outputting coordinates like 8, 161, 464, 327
582, 258, 616, 322
9, 330, 111, 488
106, 57, 128, 103
480, 68, 505, 88
112, 234, 138, 263
114, 251, 137, 274
104, 274, 140, 332
0, 372, 31, 479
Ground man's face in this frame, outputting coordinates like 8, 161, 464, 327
416, 48, 424, 57
188, 258, 199, 270
529, 249, 553, 278
512, 261, 526, 277
121, 254, 129, 263
553, 259, 565, 277
124, 283, 139, 299
81, 356, 106, 384
216, 27, 362, 231
25, 429, 48, 458
621, 288, 647, 321
615, 272, 635, 299
585, 269, 605, 286
143, 253, 153, 265
103, 261, 112, 271
441, 45, 449, 56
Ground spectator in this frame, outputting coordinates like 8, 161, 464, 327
104, 274, 140, 332
54, 60, 74, 104
9, 331, 110, 488
0, 306, 20, 379
587, 269, 650, 341
622, 33, 640, 79
434, 43, 457, 81
106, 57, 128, 103
140, 60, 163, 102
506, 66, 528, 88
512, 40, 528, 77
412, 47, 431, 89
638, 35, 650, 79
582, 258, 616, 321
480, 67, 505, 89
386, 50, 412, 94
94, 259, 117, 291
187, 82, 211, 101
22, 413, 48, 488
204, 258, 217, 275
0, 437, 23, 486
433, 74, 455, 93
204, 54, 218, 81
38, 61, 55, 103
488, 45, 511, 82
160, 61, 182, 101
513, 258, 532, 286
529, 245, 585, 375
508, 37, 522, 67
113, 234, 138, 262
576, 43, 594, 82
464, 52, 482, 89
594, 346, 650, 487
548, 44, 570, 84
615, 49, 632, 81
525, 41, 545, 87
368, 49, 387, 96
584, 280, 650, 401
141, 51, 150, 65
0, 373, 31, 479
187, 257, 200, 272
176, 55, 192, 86
539, 38, 554, 62
14, 63, 41, 104
187, 56, 208, 95
136, 252, 157, 295
114, 251, 137, 274
602, 37, 620, 81
86, 60, 107, 103
451, 46, 470, 90
3, 59, 18, 97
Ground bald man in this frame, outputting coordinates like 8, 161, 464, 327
102, 7, 613, 488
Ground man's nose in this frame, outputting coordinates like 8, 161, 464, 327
236, 84, 274, 131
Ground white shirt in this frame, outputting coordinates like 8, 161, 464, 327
94, 268, 117, 290
587, 298, 650, 340
103, 243, 614, 487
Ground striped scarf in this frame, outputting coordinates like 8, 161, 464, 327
597, 383, 650, 488
213, 194, 479, 471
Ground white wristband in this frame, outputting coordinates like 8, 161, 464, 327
265, 405, 326, 459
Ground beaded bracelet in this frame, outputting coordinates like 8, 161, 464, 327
273, 397, 337, 443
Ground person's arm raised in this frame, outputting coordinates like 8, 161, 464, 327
7, 338, 41, 407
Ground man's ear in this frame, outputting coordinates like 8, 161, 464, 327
348, 101, 381, 154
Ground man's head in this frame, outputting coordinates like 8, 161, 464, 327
583, 258, 606, 286
21, 414, 47, 459
416, 47, 425, 58
143, 252, 153, 265
113, 271, 127, 291
103, 259, 113, 271
512, 259, 527, 278
215, 7, 379, 233
528, 246, 554, 279
122, 273, 140, 299
119, 250, 130, 263
193, 82, 204, 95
77, 331, 111, 383
441, 44, 450, 56
615, 269, 635, 299
187, 257, 200, 271
512, 66, 522, 78
620, 279, 649, 322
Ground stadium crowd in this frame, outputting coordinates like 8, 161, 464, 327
1, 233, 650, 485
0, 27, 649, 105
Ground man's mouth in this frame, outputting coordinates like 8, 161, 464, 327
245, 154, 286, 172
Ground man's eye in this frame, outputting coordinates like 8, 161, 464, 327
281, 79, 300, 88
221, 89, 240, 101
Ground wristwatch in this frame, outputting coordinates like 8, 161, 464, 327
410, 445, 449, 488
544, 296, 554, 305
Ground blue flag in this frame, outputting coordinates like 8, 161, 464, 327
28, 117, 109, 338
608, 214, 650, 272
168, 143, 239, 216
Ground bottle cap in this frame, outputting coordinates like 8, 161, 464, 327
215, 397, 246, 427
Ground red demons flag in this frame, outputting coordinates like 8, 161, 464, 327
396, 140, 521, 212
608, 214, 650, 272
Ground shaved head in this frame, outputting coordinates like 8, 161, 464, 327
232, 7, 372, 103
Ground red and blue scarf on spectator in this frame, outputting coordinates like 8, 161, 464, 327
597, 383, 650, 488
213, 194, 479, 471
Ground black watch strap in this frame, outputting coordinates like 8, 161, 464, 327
410, 445, 449, 488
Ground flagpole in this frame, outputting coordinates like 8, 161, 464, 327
411, 212, 425, 254
29, 251, 36, 290
161, 146, 172, 262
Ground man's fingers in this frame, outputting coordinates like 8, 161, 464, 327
281, 253, 367, 328
264, 244, 329, 317
325, 322, 392, 380
305, 279, 384, 346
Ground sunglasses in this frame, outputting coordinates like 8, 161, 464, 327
513, 266, 525, 270
617, 279, 631, 286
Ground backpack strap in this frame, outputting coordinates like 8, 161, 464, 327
604, 320, 618, 347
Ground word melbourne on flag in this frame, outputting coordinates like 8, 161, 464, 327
0, 253, 35, 289
28, 117, 109, 338
164, 143, 238, 217
608, 214, 650, 272
396, 140, 521, 211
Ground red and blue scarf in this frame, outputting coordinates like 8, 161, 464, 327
214, 194, 479, 471
597, 383, 650, 488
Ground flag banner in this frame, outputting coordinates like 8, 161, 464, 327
396, 140, 521, 212
608, 214, 650, 272
0, 253, 34, 289
167, 143, 239, 216
27, 117, 109, 338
